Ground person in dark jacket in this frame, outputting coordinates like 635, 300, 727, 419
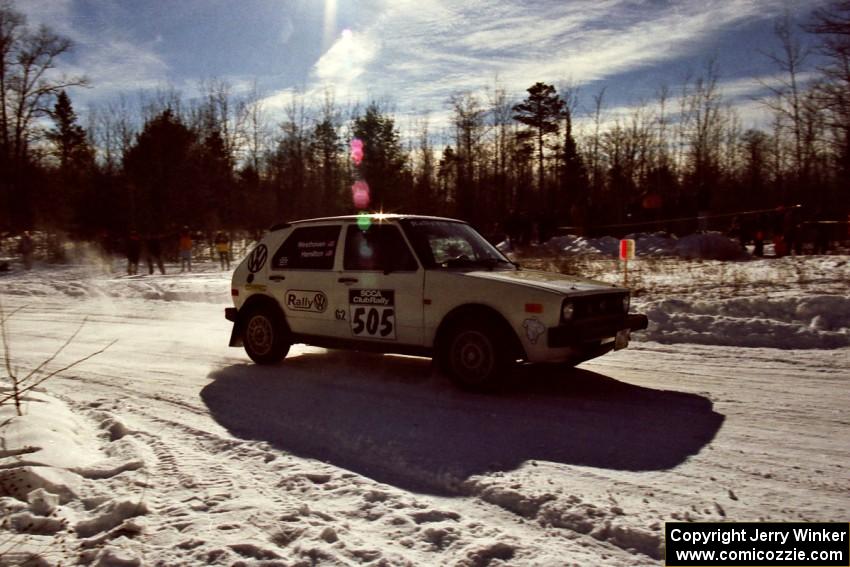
145, 235, 165, 275
19, 231, 34, 269
127, 231, 141, 275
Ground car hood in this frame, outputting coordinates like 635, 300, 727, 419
458, 269, 625, 295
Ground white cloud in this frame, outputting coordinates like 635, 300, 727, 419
14, 0, 170, 104
13, 0, 814, 135
297, 0, 798, 118
313, 29, 380, 92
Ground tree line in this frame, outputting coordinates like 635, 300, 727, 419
1, 0, 848, 244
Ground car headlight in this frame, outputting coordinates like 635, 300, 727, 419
562, 301, 575, 321
622, 294, 630, 313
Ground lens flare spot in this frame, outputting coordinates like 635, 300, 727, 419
358, 241, 374, 258
350, 138, 364, 166
341, 28, 353, 39
351, 179, 370, 209
357, 213, 372, 231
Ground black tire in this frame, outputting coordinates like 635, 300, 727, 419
438, 320, 514, 391
242, 306, 290, 365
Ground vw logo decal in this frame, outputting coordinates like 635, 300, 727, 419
247, 244, 268, 273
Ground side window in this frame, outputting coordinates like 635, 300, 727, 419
430, 237, 475, 264
271, 225, 340, 270
344, 224, 418, 272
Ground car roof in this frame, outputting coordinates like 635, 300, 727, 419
269, 214, 467, 232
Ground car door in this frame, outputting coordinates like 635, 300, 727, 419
327, 222, 425, 346
267, 224, 341, 337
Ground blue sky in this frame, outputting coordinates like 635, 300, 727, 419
19, 0, 829, 132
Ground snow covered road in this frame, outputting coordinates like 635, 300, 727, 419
0, 259, 848, 565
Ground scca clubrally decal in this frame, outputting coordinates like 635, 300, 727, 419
247, 244, 268, 273
348, 289, 395, 340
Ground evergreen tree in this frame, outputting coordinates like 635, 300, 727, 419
312, 117, 342, 213
123, 109, 198, 232
351, 103, 407, 211
45, 90, 93, 230
512, 82, 565, 205
47, 91, 91, 169
557, 106, 588, 228
198, 129, 234, 229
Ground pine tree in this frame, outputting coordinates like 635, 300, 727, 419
45, 90, 93, 229
351, 103, 406, 211
123, 109, 198, 232
47, 90, 92, 170
512, 82, 565, 202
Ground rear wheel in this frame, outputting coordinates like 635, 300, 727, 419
243, 306, 290, 364
439, 321, 514, 391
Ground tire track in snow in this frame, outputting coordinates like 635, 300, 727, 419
61, 376, 655, 565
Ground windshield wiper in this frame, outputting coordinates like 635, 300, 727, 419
441, 256, 514, 270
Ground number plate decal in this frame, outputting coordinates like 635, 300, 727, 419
349, 289, 396, 340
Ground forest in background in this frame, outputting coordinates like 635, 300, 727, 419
1, 1, 848, 246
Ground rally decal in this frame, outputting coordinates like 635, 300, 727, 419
349, 289, 396, 340
285, 290, 328, 313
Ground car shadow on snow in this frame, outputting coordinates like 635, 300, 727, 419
202, 350, 724, 495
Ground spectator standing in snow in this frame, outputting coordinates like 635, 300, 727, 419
753, 215, 766, 257
179, 228, 193, 272
215, 232, 230, 270
145, 235, 165, 275
783, 207, 801, 255
18, 231, 34, 269
126, 231, 141, 275
728, 216, 745, 251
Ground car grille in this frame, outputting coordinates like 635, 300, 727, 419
573, 293, 626, 319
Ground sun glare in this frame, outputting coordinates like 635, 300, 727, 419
323, 0, 338, 48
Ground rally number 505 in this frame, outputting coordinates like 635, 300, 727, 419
351, 307, 395, 339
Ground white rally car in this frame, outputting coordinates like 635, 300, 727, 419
225, 214, 647, 390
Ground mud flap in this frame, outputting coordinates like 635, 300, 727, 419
614, 329, 630, 350
225, 307, 243, 347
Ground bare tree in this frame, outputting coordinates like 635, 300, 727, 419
760, 10, 810, 180
808, 1, 850, 187
0, 1, 85, 229
449, 92, 487, 220
239, 80, 271, 175
88, 94, 138, 174
588, 87, 607, 197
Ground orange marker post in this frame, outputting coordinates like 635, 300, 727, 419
619, 239, 635, 286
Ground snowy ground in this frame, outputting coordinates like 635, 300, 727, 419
0, 253, 848, 566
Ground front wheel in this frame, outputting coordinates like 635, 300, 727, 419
439, 322, 513, 391
242, 307, 290, 365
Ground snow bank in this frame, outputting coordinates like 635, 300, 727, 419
547, 231, 747, 260
0, 391, 151, 565
642, 295, 850, 349
674, 233, 746, 260
0, 263, 231, 304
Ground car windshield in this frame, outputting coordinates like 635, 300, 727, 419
400, 219, 514, 270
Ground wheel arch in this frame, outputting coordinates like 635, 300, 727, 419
434, 303, 526, 361
233, 294, 290, 343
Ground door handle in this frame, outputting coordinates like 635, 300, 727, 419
269, 275, 286, 281
338, 277, 358, 284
